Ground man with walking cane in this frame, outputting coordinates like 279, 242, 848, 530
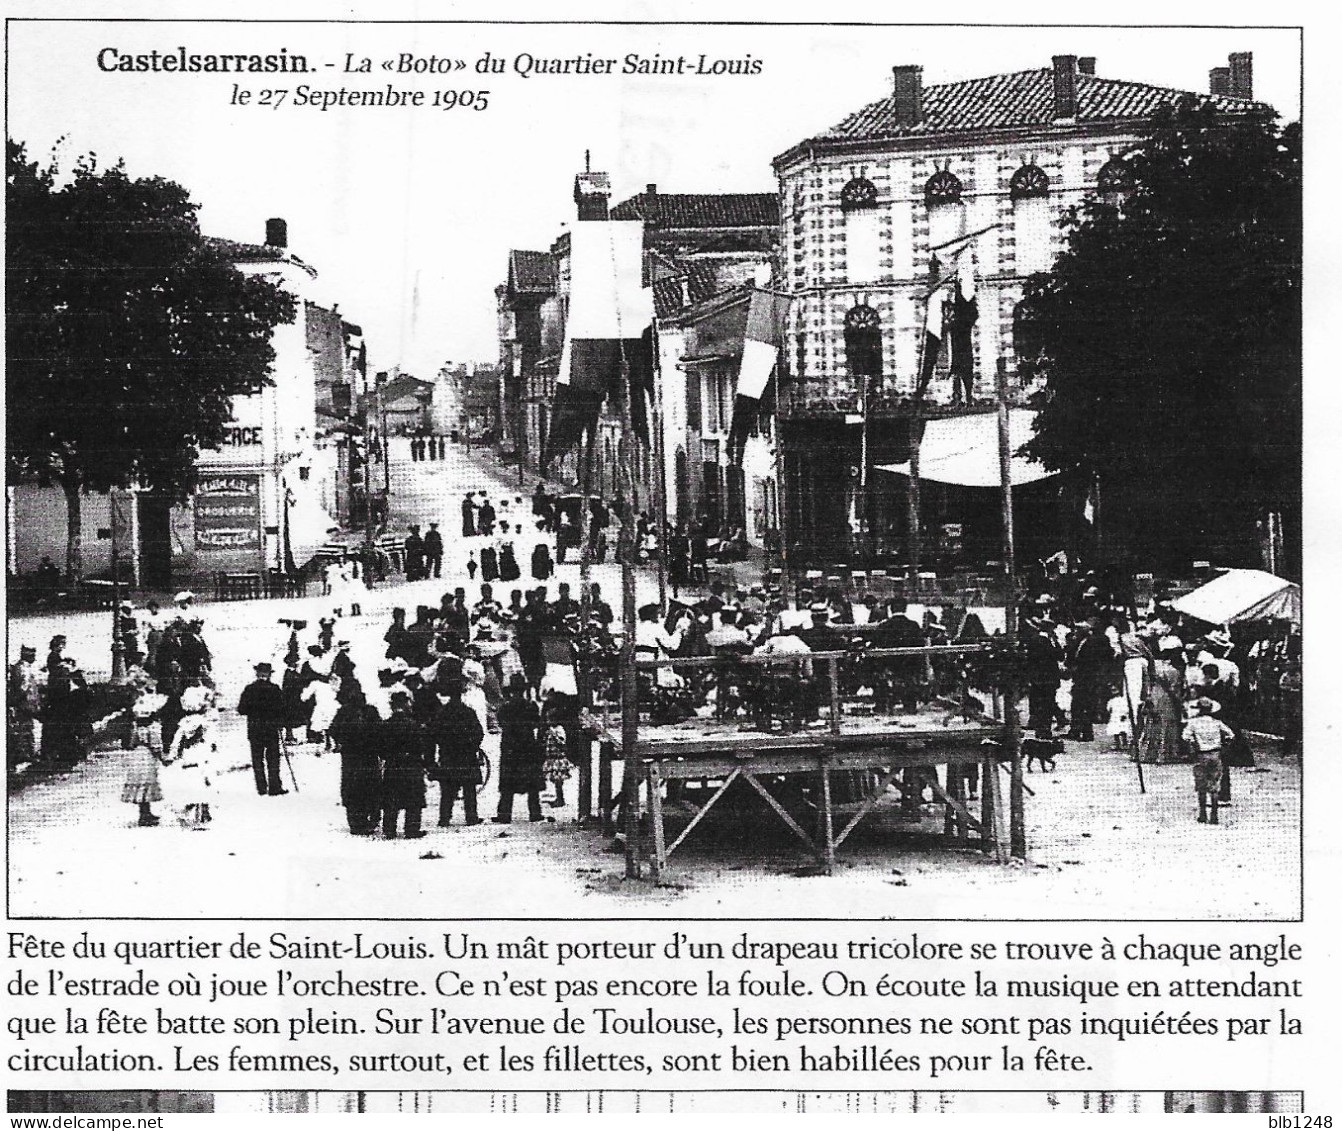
237, 661, 289, 796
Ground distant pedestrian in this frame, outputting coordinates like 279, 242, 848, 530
121, 691, 166, 827
7, 645, 41, 767
237, 661, 287, 796
404, 525, 425, 582
161, 686, 217, 829
493, 676, 544, 823
329, 686, 382, 835
462, 492, 477, 538
431, 682, 485, 827
1183, 697, 1234, 825
379, 691, 429, 839
423, 523, 444, 579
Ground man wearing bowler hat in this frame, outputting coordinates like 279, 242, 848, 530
237, 661, 287, 796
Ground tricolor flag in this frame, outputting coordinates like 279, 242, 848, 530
726, 288, 792, 463
917, 226, 994, 400
947, 250, 979, 400
914, 282, 948, 399
539, 635, 579, 697
543, 221, 653, 470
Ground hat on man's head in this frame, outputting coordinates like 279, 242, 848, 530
1194, 696, 1220, 715
19, 645, 36, 657
254, 661, 274, 675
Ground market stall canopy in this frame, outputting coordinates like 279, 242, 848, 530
1171, 568, 1301, 626
875, 409, 1056, 487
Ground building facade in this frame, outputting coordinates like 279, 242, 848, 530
8, 219, 358, 587
771, 52, 1263, 568
500, 173, 779, 537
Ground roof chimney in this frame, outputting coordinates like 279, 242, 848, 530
1209, 66, 1231, 96
1077, 57, 1096, 76
265, 217, 287, 248
1052, 55, 1078, 119
646, 183, 657, 197
573, 169, 611, 221
891, 65, 924, 127
1228, 51, 1253, 99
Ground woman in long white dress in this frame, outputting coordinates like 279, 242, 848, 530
302, 675, 341, 750
160, 686, 218, 829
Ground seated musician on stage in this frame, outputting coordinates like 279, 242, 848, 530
869, 598, 926, 714
750, 625, 814, 730
706, 606, 752, 718
635, 604, 694, 721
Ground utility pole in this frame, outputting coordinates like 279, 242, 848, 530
996, 357, 1025, 860
109, 490, 128, 680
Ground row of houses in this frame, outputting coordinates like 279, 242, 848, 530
8, 220, 375, 588
497, 51, 1266, 567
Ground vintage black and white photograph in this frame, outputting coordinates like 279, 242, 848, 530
5, 20, 1303, 919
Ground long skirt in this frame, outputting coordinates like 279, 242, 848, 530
1136, 684, 1183, 763
481, 548, 499, 583
121, 744, 163, 804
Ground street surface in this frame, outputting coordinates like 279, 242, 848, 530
8, 445, 1301, 919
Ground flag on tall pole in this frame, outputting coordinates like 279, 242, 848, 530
727, 287, 792, 462
914, 282, 948, 399
947, 249, 979, 403
543, 221, 652, 470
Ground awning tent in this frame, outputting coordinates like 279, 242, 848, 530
875, 409, 1057, 487
1171, 569, 1301, 626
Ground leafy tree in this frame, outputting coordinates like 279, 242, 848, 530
1017, 100, 1301, 576
6, 140, 295, 579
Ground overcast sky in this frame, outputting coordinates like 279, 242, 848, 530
7, 18, 1302, 378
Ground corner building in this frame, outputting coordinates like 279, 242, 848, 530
771, 53, 1263, 568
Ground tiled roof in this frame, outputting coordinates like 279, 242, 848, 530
809, 68, 1269, 146
652, 262, 720, 318
508, 249, 554, 294
610, 192, 778, 228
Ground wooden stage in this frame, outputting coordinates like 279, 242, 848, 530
591, 645, 1016, 879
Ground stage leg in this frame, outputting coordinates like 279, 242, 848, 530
648, 761, 667, 880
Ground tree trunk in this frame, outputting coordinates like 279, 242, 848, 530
61, 469, 84, 581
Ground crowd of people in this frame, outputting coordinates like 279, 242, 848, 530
1017, 568, 1302, 824
7, 450, 1302, 844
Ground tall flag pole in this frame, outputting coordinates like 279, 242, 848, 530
542, 221, 652, 471
727, 287, 792, 463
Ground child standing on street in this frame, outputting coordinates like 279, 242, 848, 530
1106, 693, 1131, 751
1181, 696, 1235, 825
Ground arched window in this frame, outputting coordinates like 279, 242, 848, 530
924, 169, 963, 207
840, 176, 878, 211
1097, 157, 1133, 199
841, 176, 881, 284
1012, 164, 1053, 274
1009, 164, 1050, 201
925, 168, 966, 252
845, 305, 884, 392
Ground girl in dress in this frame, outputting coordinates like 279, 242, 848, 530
302, 674, 341, 753
1106, 693, 1132, 751
541, 716, 572, 809
160, 685, 217, 829
122, 692, 167, 827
